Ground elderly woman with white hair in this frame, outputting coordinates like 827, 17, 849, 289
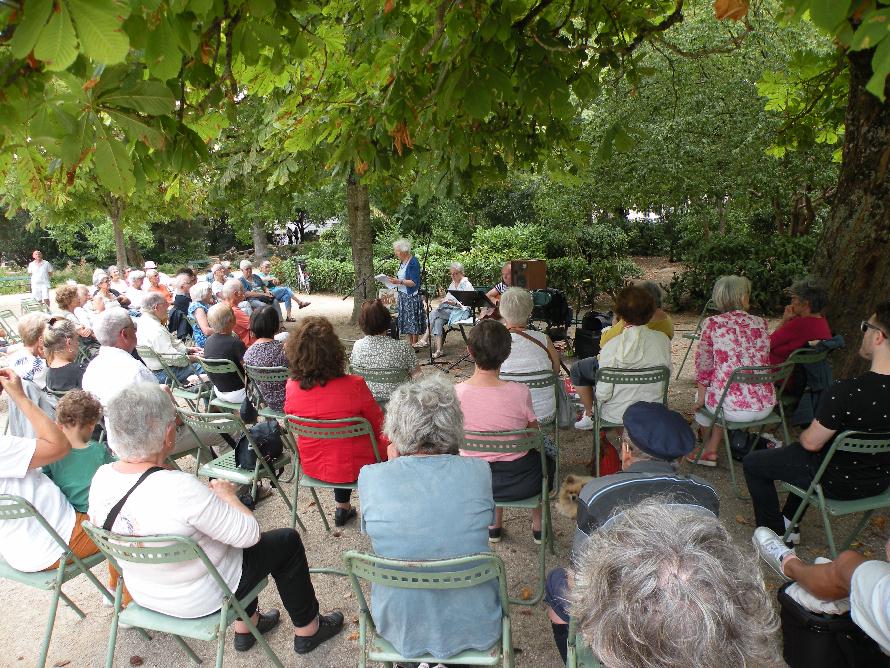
357, 374, 501, 659
238, 260, 275, 312
88, 383, 344, 656
187, 281, 216, 348
690, 275, 775, 466
124, 271, 146, 309
7, 312, 51, 389
91, 273, 128, 314
498, 287, 561, 423
107, 265, 128, 294
387, 238, 425, 345
415, 262, 474, 358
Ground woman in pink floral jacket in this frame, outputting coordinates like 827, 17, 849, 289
690, 275, 776, 466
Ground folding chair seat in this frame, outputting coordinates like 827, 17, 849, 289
462, 429, 553, 605
82, 522, 284, 668
343, 550, 515, 668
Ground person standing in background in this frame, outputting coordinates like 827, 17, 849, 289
27, 250, 53, 308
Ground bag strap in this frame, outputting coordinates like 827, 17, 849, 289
102, 466, 163, 532
509, 327, 549, 354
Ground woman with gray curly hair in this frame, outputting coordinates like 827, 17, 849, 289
357, 374, 501, 659
571, 499, 780, 668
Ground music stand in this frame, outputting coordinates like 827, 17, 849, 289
442, 290, 496, 372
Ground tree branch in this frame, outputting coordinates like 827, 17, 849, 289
620, 0, 684, 56
514, 0, 555, 32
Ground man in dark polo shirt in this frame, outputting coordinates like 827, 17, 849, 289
744, 300, 890, 545
544, 401, 719, 663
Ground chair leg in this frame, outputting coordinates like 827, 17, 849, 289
593, 426, 600, 477
58, 591, 87, 619
171, 634, 202, 665
818, 488, 839, 558
37, 570, 67, 668
721, 425, 748, 501
309, 487, 330, 532
291, 475, 307, 532
105, 583, 124, 668
232, 601, 284, 668
676, 339, 694, 380
841, 510, 875, 554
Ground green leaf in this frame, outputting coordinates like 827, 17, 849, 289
145, 17, 182, 80
67, 0, 131, 64
104, 109, 165, 149
99, 81, 176, 115
809, 0, 851, 33
849, 9, 890, 51
10, 0, 53, 59
866, 33, 890, 100
463, 80, 491, 119
249, 0, 276, 17
34, 3, 79, 71
94, 135, 135, 194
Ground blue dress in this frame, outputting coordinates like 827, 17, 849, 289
396, 255, 425, 335
187, 301, 210, 348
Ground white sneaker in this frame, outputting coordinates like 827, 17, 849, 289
574, 414, 594, 430
753, 527, 795, 581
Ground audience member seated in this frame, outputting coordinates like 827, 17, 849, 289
222, 278, 256, 347
88, 382, 344, 656
202, 303, 248, 404
358, 374, 501, 659
171, 270, 194, 314
210, 263, 228, 300
55, 284, 94, 341
348, 299, 419, 402
243, 306, 288, 412
143, 260, 172, 289
498, 287, 560, 423
187, 281, 216, 348
238, 260, 276, 312
125, 270, 146, 309
284, 316, 387, 527
769, 275, 832, 365
0, 369, 100, 572
145, 268, 173, 305
690, 275, 775, 467
415, 262, 473, 358
544, 402, 719, 662
136, 293, 202, 385
91, 273, 127, 313
755, 526, 890, 655
455, 319, 550, 543
257, 259, 309, 321
44, 390, 113, 513
743, 301, 890, 543
599, 279, 675, 348
7, 312, 50, 389
82, 309, 156, 407
43, 319, 86, 393
571, 285, 672, 431
107, 265, 128, 294
570, 500, 779, 668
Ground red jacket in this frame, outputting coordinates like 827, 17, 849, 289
284, 375, 387, 484
769, 316, 832, 365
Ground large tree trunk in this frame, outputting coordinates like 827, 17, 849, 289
250, 219, 269, 260
109, 196, 128, 271
812, 49, 890, 378
346, 171, 375, 323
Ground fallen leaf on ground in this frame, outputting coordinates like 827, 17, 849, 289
871, 516, 887, 530
129, 657, 144, 666
332, 530, 342, 538
850, 541, 864, 549
347, 632, 359, 641
352, 616, 359, 624
519, 609, 532, 616
307, 501, 316, 508
734, 515, 751, 526
519, 586, 532, 600
52, 662, 70, 667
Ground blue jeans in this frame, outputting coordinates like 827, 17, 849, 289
153, 363, 197, 385
271, 286, 292, 312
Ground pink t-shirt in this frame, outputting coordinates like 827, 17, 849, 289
455, 382, 537, 462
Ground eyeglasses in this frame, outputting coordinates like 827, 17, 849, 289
861, 321, 887, 337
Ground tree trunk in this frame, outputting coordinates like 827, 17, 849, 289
717, 197, 727, 235
812, 49, 890, 378
346, 171, 375, 323
109, 197, 128, 271
250, 219, 269, 260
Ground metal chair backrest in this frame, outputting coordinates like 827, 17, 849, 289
343, 550, 510, 618
0, 494, 83, 564
595, 365, 670, 404
177, 406, 245, 435
285, 415, 382, 462
243, 365, 288, 411
785, 347, 830, 366
499, 369, 558, 392
0, 309, 21, 343
198, 357, 246, 386
462, 428, 545, 458
810, 431, 890, 486
348, 365, 411, 386
713, 364, 793, 414
135, 345, 159, 363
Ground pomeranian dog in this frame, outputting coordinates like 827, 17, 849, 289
555, 474, 594, 519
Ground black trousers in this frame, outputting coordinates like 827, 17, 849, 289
233, 528, 319, 627
743, 443, 821, 534
333, 488, 352, 503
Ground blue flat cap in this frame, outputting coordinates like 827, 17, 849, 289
623, 401, 695, 460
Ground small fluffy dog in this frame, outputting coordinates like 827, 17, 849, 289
556, 474, 594, 519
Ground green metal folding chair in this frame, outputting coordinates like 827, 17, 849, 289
499, 370, 562, 489
178, 407, 303, 530
20, 297, 50, 314
593, 366, 670, 476
243, 365, 289, 419
284, 415, 382, 532
566, 616, 603, 668
692, 363, 793, 498
0, 495, 121, 668
462, 429, 553, 605
782, 430, 890, 557
343, 550, 515, 668
0, 308, 22, 344
155, 351, 212, 411
779, 346, 830, 415
81, 522, 284, 668
674, 299, 716, 379
197, 357, 248, 412
348, 364, 411, 406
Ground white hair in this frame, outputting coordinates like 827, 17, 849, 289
190, 281, 212, 302
637, 280, 664, 308
712, 275, 751, 312
393, 238, 412, 253
106, 383, 175, 460
94, 309, 134, 347
383, 374, 463, 456
222, 278, 244, 300
499, 287, 533, 326
128, 270, 145, 284
145, 268, 159, 278
239, 259, 253, 270
211, 263, 223, 273
18, 312, 51, 346
141, 292, 168, 313
449, 261, 465, 273
207, 302, 235, 331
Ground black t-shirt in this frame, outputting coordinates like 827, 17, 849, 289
46, 362, 85, 393
202, 333, 246, 392
815, 371, 890, 497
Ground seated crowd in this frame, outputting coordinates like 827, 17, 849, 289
2, 257, 890, 667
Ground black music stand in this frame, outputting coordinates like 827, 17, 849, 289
442, 290, 495, 371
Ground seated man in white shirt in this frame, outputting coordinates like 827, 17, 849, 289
135, 293, 202, 385
0, 369, 100, 572
82, 309, 156, 408
125, 270, 146, 309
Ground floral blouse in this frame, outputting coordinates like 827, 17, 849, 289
695, 310, 776, 413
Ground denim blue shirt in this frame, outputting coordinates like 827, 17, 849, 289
358, 454, 501, 658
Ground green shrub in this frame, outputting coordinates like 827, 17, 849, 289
52, 259, 97, 287
668, 233, 817, 314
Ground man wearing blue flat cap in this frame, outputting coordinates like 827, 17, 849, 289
544, 401, 720, 664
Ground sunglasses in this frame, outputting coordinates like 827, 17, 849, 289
861, 321, 887, 337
